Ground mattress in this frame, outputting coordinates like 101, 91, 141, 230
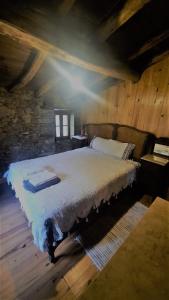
5, 147, 139, 251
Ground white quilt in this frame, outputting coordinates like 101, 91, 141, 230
5, 147, 139, 251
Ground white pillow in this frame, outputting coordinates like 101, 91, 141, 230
90, 137, 135, 160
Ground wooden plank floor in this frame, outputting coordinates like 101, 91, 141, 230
0, 185, 152, 300
0, 187, 98, 300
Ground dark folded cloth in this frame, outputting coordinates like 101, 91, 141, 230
23, 177, 61, 193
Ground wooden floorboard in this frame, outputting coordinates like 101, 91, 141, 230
0, 185, 150, 299
0, 186, 99, 300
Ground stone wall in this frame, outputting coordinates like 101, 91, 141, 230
0, 88, 79, 175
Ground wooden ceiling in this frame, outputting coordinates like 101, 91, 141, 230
0, 0, 169, 103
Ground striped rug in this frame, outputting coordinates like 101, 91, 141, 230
76, 202, 148, 270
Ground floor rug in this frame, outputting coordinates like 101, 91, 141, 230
76, 202, 148, 270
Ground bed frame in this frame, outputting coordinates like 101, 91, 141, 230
45, 218, 68, 263
44, 123, 156, 263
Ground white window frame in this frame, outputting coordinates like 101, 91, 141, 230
54, 109, 74, 139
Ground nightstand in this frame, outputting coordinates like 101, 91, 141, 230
71, 135, 88, 150
139, 154, 169, 198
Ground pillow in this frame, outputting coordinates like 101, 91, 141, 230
122, 143, 135, 159
90, 137, 135, 160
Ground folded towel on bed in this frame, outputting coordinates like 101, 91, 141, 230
26, 170, 57, 187
23, 170, 60, 193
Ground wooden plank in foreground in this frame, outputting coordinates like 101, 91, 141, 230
79, 197, 169, 300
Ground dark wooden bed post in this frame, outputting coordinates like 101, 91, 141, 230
44, 218, 56, 263
45, 218, 68, 263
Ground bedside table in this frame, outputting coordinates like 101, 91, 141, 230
71, 135, 88, 150
139, 154, 169, 198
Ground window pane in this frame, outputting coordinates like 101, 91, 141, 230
55, 115, 60, 126
63, 126, 68, 137
63, 115, 68, 125
56, 127, 60, 137
70, 114, 74, 137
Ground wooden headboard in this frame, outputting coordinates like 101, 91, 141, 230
84, 123, 155, 161
84, 123, 116, 140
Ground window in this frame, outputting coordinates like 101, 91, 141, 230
54, 109, 74, 139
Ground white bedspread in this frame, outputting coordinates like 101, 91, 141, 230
5, 147, 139, 251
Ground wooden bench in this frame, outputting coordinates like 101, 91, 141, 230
79, 197, 169, 300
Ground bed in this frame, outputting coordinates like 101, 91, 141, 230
5, 123, 155, 262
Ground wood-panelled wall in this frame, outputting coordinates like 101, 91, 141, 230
82, 55, 169, 137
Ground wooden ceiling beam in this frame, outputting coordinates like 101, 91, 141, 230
149, 49, 169, 67
0, 20, 138, 82
57, 0, 77, 16
9, 50, 46, 91
98, 0, 151, 41
129, 29, 169, 61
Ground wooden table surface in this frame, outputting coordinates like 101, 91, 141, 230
141, 154, 169, 166
79, 197, 169, 300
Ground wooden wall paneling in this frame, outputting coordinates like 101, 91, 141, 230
130, 60, 168, 135
103, 88, 111, 122
104, 86, 113, 123
113, 84, 124, 124
97, 94, 106, 123
157, 73, 169, 137
131, 74, 144, 128
116, 83, 126, 124
89, 96, 100, 123
81, 96, 92, 124
127, 81, 139, 127
136, 65, 157, 132
139, 57, 165, 136
122, 81, 137, 126
118, 82, 131, 125
82, 55, 169, 137
108, 85, 119, 123
146, 58, 168, 134
94, 87, 110, 124
101, 91, 109, 122
149, 60, 169, 134
118, 71, 149, 131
